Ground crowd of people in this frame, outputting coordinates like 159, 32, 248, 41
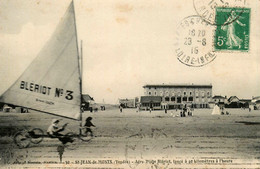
119, 103, 194, 117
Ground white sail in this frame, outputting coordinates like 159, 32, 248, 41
0, 2, 81, 120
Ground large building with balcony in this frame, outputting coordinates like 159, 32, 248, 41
142, 84, 213, 109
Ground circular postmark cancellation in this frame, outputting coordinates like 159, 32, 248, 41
124, 129, 169, 168
175, 16, 216, 67
193, 0, 249, 26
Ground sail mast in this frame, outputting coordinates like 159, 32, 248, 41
72, 0, 82, 115
80, 40, 83, 134
72, 0, 83, 135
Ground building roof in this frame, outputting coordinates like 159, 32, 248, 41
240, 99, 251, 103
252, 96, 260, 100
252, 96, 260, 103
212, 95, 225, 99
228, 96, 240, 102
140, 96, 162, 103
143, 84, 212, 89
119, 98, 135, 101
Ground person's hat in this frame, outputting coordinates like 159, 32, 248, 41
86, 117, 92, 121
52, 119, 59, 123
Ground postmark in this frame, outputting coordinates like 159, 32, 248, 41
214, 7, 250, 51
175, 16, 216, 67
124, 128, 169, 169
193, 0, 249, 26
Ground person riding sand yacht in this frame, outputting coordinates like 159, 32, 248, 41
47, 119, 68, 137
47, 119, 73, 144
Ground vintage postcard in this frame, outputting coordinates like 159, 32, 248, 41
0, 0, 260, 168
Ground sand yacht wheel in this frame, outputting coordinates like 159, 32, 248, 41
13, 128, 44, 148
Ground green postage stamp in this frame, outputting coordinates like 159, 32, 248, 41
215, 7, 250, 51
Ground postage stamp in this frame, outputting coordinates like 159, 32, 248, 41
214, 7, 250, 51
175, 16, 216, 67
193, 0, 249, 25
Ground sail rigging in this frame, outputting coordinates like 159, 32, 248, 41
0, 1, 81, 120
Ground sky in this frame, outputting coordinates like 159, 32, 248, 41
0, 0, 259, 104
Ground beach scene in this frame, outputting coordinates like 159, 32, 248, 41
0, 107, 260, 168
0, 0, 260, 168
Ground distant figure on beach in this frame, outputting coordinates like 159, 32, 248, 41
183, 105, 187, 116
180, 108, 186, 117
84, 117, 96, 137
136, 105, 140, 113
221, 107, 225, 115
149, 107, 152, 113
165, 108, 167, 114
187, 107, 192, 116
119, 105, 123, 113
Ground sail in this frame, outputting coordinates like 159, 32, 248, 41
0, 2, 81, 120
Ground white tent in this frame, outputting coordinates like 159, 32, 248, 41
211, 105, 221, 115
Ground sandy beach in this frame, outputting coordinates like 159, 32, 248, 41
0, 108, 260, 168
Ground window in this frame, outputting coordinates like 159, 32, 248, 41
165, 97, 170, 102
183, 97, 187, 101
171, 97, 175, 102
190, 92, 192, 95
177, 97, 182, 103
188, 97, 193, 102
154, 92, 157, 96
148, 92, 151, 95
184, 92, 186, 96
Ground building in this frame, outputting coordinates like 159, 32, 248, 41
226, 96, 241, 108
140, 96, 162, 110
81, 94, 94, 111
252, 96, 260, 110
212, 95, 226, 103
240, 99, 252, 109
143, 84, 213, 109
119, 98, 138, 108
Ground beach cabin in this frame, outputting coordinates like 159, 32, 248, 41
81, 94, 94, 111
140, 96, 162, 110
119, 98, 137, 108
